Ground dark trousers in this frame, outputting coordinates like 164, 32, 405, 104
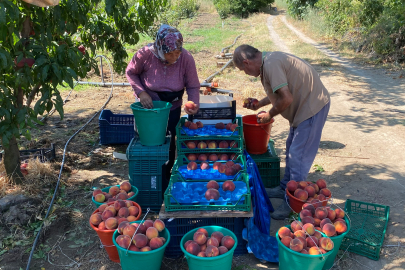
162, 107, 181, 197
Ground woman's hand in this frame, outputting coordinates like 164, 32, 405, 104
138, 91, 153, 109
184, 104, 199, 115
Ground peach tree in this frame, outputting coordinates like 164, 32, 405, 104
0, 0, 165, 183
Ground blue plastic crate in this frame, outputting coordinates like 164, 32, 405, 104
99, 110, 135, 145
126, 136, 170, 212
162, 217, 247, 258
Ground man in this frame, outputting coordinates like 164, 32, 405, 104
233, 45, 330, 220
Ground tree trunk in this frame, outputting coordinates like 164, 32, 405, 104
2, 136, 23, 185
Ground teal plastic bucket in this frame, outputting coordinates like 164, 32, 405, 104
112, 220, 170, 270
92, 185, 139, 208
130, 101, 172, 146
180, 226, 237, 270
276, 225, 333, 270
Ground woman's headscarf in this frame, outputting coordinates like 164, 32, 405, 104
150, 24, 183, 64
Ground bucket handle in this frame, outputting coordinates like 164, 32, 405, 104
259, 118, 274, 137
125, 207, 151, 255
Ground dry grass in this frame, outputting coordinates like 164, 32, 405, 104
197, 0, 216, 13
0, 159, 57, 197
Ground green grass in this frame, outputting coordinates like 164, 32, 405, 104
58, 83, 97, 93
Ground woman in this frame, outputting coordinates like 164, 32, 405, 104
126, 24, 200, 184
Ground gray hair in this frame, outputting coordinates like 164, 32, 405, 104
233, 45, 259, 67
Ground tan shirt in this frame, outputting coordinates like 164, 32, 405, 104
261, 51, 330, 127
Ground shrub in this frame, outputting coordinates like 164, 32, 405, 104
286, 0, 317, 19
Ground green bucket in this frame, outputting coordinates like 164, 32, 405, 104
276, 225, 333, 270
130, 101, 172, 146
112, 220, 170, 270
92, 185, 139, 208
180, 226, 237, 270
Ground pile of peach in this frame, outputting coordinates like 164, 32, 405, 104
187, 160, 242, 176
187, 153, 237, 162
300, 203, 348, 237
205, 180, 235, 200
278, 222, 334, 255
184, 120, 239, 131
93, 181, 135, 203
185, 140, 239, 150
184, 228, 235, 257
115, 219, 166, 252
89, 200, 140, 230
287, 179, 331, 203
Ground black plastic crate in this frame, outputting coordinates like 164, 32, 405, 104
250, 140, 280, 188
188, 100, 236, 121
162, 217, 247, 258
99, 110, 135, 145
126, 136, 170, 212
0, 144, 56, 162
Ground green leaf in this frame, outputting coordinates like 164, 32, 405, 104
54, 95, 64, 119
66, 67, 78, 80
52, 63, 62, 80
42, 64, 50, 81
35, 56, 48, 68
0, 52, 7, 69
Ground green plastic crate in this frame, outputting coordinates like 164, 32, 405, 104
126, 136, 170, 212
176, 136, 244, 154
164, 172, 251, 212
249, 140, 280, 188
176, 117, 243, 140
340, 199, 390, 261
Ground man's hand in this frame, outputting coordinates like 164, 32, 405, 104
256, 111, 273, 124
138, 91, 153, 109
184, 104, 199, 115
246, 99, 261, 111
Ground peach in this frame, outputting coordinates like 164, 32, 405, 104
105, 194, 113, 201
196, 121, 203, 128
206, 246, 219, 257
114, 200, 126, 211
94, 193, 105, 203
225, 123, 232, 130
322, 223, 336, 237
184, 101, 197, 110
316, 179, 327, 189
233, 164, 242, 172
229, 140, 238, 148
197, 228, 209, 237
218, 141, 229, 148
186, 241, 201, 256
299, 209, 313, 219
315, 227, 322, 232
221, 236, 235, 250
118, 207, 129, 218
101, 210, 114, 221
127, 216, 137, 222
206, 237, 219, 247
144, 220, 154, 229
187, 161, 198, 170
118, 221, 130, 234
146, 227, 159, 240
303, 223, 315, 236
123, 224, 136, 237
306, 236, 319, 248
302, 203, 316, 215
301, 249, 309, 254
278, 227, 292, 239
305, 186, 316, 197
200, 244, 207, 252
116, 193, 128, 200
294, 189, 308, 201
219, 154, 229, 160
311, 199, 322, 208
229, 153, 236, 160
184, 240, 193, 249
215, 122, 225, 129
153, 219, 165, 232
320, 218, 332, 229
208, 154, 218, 161
230, 125, 238, 132
109, 186, 120, 196
150, 237, 164, 250
218, 164, 227, 173
188, 154, 197, 161
310, 183, 320, 193
313, 231, 322, 240
320, 237, 334, 251
213, 162, 221, 170
327, 209, 336, 221
319, 248, 327, 254
224, 167, 235, 176
302, 216, 315, 225
315, 207, 328, 220
335, 218, 345, 223
317, 194, 326, 203
184, 121, 191, 128
320, 188, 331, 198
90, 214, 102, 226
120, 182, 132, 192
116, 235, 132, 249
105, 217, 118, 230
298, 181, 308, 190
160, 237, 166, 244
281, 236, 292, 247
133, 233, 148, 248
208, 141, 217, 148
205, 189, 220, 200
207, 180, 219, 190
197, 252, 206, 257
98, 221, 107, 230
189, 122, 198, 130
218, 246, 228, 255
129, 244, 140, 252
141, 246, 152, 252
200, 162, 210, 170
294, 230, 306, 238
334, 220, 348, 234
335, 208, 345, 219
211, 231, 224, 244
127, 192, 135, 197
128, 206, 139, 217
118, 217, 128, 224
225, 161, 235, 168
93, 189, 103, 197
198, 154, 208, 161
98, 204, 108, 213
193, 232, 207, 245
287, 180, 298, 193
222, 180, 236, 192
291, 221, 304, 232
308, 247, 321, 255
296, 237, 307, 248
187, 141, 196, 149
314, 218, 321, 227
290, 238, 304, 252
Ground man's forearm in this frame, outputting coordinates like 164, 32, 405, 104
259, 97, 271, 107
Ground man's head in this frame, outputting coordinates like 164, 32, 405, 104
233, 45, 262, 77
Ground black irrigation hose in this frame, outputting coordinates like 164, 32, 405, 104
25, 55, 115, 270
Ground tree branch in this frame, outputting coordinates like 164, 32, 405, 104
26, 83, 41, 107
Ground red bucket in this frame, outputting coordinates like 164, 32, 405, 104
89, 201, 142, 262
286, 189, 331, 213
242, 115, 274, 155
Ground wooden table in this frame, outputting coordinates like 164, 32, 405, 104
158, 203, 253, 219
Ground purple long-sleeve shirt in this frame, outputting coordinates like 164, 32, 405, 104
126, 45, 200, 110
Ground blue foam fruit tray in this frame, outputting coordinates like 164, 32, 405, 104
180, 125, 237, 136
178, 164, 244, 180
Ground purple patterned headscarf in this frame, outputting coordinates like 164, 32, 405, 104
150, 24, 183, 64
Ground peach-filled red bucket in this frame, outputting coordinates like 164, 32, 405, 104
242, 115, 274, 155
